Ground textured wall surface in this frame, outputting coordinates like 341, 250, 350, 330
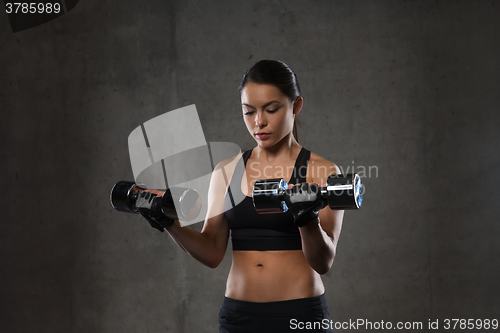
1, 1, 499, 332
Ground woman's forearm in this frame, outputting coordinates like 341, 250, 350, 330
164, 221, 228, 269
299, 218, 335, 275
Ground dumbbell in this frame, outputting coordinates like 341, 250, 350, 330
110, 181, 201, 222
253, 173, 363, 214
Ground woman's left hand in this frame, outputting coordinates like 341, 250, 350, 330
284, 182, 327, 227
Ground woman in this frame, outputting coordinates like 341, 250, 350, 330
138, 60, 344, 332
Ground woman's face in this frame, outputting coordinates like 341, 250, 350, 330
240, 82, 301, 149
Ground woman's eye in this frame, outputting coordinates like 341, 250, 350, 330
266, 109, 277, 114
244, 111, 255, 116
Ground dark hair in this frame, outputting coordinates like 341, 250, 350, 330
239, 60, 301, 141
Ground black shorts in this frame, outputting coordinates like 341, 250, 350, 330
219, 293, 334, 333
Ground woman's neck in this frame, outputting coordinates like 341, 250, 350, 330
254, 134, 301, 163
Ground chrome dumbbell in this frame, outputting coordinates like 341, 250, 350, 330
253, 173, 363, 214
110, 181, 201, 222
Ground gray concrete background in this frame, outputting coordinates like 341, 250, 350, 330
1, 1, 499, 332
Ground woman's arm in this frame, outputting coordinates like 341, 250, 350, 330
162, 160, 234, 269
299, 207, 344, 275
298, 156, 344, 275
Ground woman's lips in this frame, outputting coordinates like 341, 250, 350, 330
256, 133, 270, 140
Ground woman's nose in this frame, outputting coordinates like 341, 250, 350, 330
255, 112, 267, 127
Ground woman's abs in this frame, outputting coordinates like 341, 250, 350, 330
225, 250, 325, 302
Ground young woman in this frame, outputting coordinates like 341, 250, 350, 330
138, 60, 344, 332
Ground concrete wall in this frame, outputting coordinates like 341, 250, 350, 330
1, 1, 499, 332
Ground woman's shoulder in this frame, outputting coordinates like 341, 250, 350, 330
307, 150, 341, 184
205, 152, 244, 195
214, 151, 244, 172
215, 152, 242, 167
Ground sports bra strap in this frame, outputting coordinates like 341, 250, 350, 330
242, 149, 253, 165
290, 147, 310, 184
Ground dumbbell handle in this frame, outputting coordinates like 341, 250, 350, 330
253, 173, 363, 214
110, 181, 201, 222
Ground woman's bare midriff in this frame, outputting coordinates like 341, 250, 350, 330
225, 249, 325, 302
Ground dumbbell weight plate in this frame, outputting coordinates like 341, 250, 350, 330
110, 180, 147, 213
325, 173, 363, 209
162, 187, 201, 222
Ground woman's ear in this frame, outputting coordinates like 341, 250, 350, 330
293, 96, 303, 115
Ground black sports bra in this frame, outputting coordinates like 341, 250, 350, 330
224, 147, 311, 251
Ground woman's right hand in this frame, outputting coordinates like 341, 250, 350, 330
136, 191, 175, 232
